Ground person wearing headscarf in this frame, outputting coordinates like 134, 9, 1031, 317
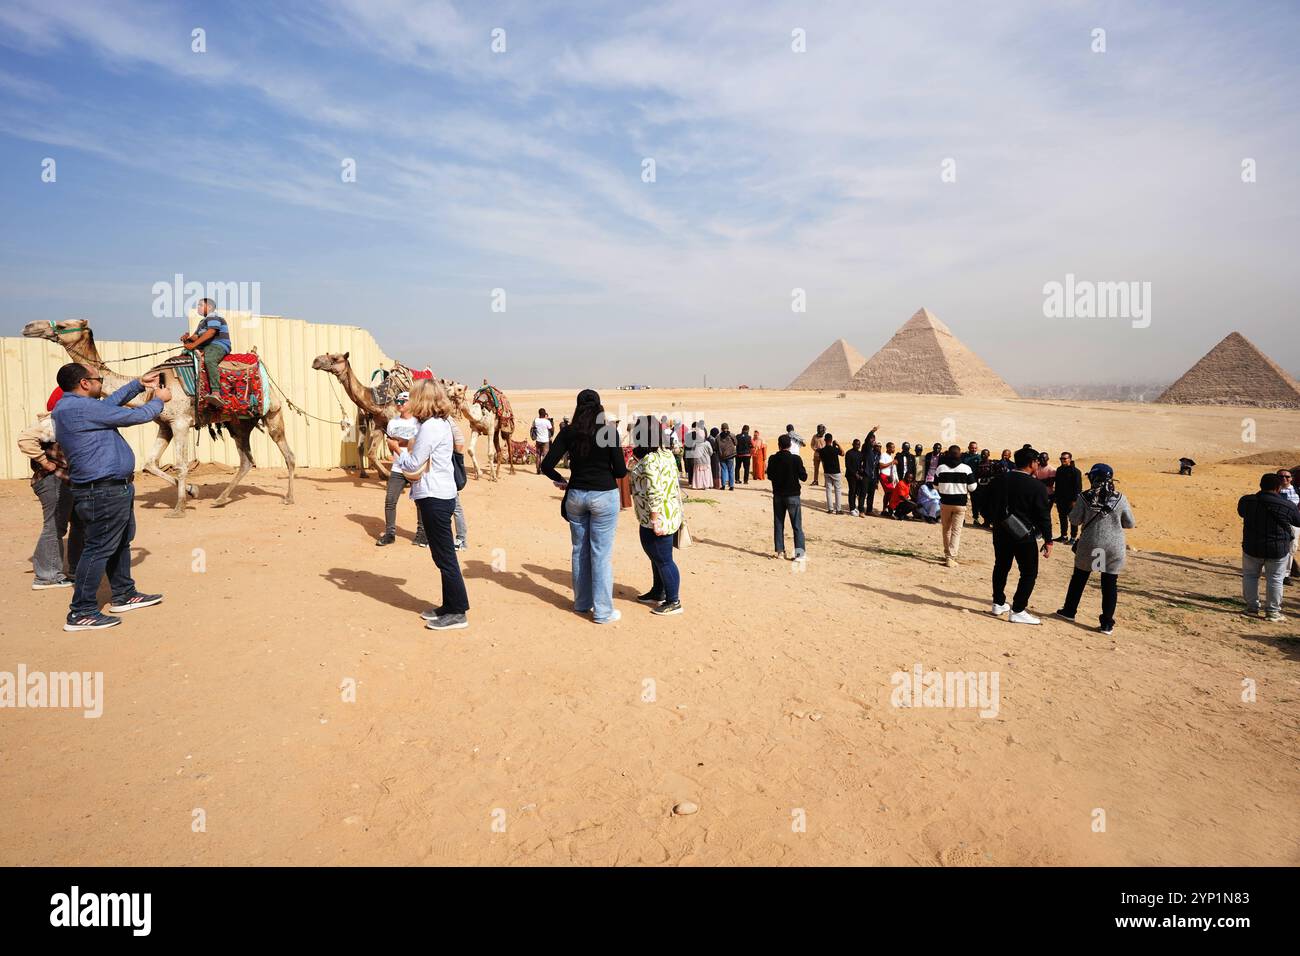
751, 429, 767, 481
1056, 463, 1135, 636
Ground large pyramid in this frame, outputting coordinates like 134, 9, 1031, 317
848, 308, 1018, 397
1157, 332, 1300, 409
788, 338, 867, 389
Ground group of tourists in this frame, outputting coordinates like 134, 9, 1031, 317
18, 351, 1300, 636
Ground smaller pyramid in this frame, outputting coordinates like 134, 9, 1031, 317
788, 338, 867, 390
849, 308, 1018, 397
1157, 332, 1300, 409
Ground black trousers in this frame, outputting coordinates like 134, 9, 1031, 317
847, 475, 865, 512
736, 455, 750, 483
414, 496, 470, 614
864, 481, 878, 514
1062, 566, 1118, 628
991, 530, 1039, 612
1056, 499, 1077, 537
970, 487, 983, 523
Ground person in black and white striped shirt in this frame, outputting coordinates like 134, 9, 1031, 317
935, 445, 977, 567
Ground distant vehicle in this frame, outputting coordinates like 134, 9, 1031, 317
738, 384, 750, 389
617, 384, 651, 390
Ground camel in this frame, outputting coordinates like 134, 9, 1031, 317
440, 378, 516, 480
22, 318, 295, 515
311, 352, 394, 478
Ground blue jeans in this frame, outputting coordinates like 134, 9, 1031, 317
719, 458, 735, 489
70, 481, 137, 617
638, 525, 680, 603
566, 488, 620, 621
1242, 551, 1288, 615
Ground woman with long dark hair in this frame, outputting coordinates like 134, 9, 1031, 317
541, 389, 627, 624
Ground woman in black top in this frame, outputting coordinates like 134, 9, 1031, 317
540, 389, 627, 624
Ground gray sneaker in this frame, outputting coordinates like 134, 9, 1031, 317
426, 613, 468, 630
420, 607, 444, 622
1265, 611, 1286, 623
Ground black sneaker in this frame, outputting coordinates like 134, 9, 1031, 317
652, 600, 683, 616
65, 611, 121, 631
1099, 624, 1115, 636
1054, 609, 1075, 621
636, 590, 664, 604
426, 613, 468, 630
376, 532, 396, 546
109, 592, 162, 613
412, 534, 428, 548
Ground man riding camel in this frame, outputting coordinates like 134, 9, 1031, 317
181, 297, 231, 409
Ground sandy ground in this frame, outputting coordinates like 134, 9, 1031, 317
1, 389, 1297, 866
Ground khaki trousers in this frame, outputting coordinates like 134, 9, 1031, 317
940, 503, 966, 558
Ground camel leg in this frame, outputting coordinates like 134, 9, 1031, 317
212, 420, 255, 506
503, 430, 517, 475
168, 419, 196, 516
372, 426, 391, 479
357, 420, 368, 479
467, 429, 483, 479
488, 422, 499, 481
141, 422, 178, 491
264, 405, 296, 505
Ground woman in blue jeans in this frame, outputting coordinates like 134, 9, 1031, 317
629, 415, 684, 615
540, 389, 627, 624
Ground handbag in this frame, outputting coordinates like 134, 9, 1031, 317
560, 487, 571, 521
997, 512, 1033, 542
453, 451, 467, 491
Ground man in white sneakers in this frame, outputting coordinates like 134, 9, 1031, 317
984, 446, 1053, 624
935, 445, 976, 567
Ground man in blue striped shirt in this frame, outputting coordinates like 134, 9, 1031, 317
182, 297, 232, 409
51, 362, 168, 630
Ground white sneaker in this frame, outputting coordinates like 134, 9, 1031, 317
850, 509, 859, 517
991, 602, 1010, 616
1009, 609, 1041, 625
594, 609, 622, 625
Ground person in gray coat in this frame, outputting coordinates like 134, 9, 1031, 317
1055, 463, 1135, 635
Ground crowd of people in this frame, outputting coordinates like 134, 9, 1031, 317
18, 363, 1300, 635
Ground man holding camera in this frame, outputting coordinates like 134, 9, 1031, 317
51, 362, 169, 631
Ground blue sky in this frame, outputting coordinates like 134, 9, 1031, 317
1, 0, 1297, 387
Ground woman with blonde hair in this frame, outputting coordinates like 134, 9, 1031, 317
394, 378, 469, 631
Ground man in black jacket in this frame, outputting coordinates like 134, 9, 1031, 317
1053, 452, 1083, 543
736, 425, 754, 484
1238, 472, 1300, 621
844, 439, 865, 516
984, 446, 1054, 624
767, 434, 807, 560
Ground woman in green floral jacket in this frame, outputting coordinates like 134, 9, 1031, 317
630, 415, 684, 616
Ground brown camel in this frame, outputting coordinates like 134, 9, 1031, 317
440, 378, 515, 480
311, 352, 395, 478
22, 318, 295, 515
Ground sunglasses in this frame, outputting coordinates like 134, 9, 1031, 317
83, 376, 104, 383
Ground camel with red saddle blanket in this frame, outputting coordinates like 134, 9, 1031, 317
21, 319, 295, 515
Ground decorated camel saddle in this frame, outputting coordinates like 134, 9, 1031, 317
370, 362, 433, 406
162, 349, 267, 421
473, 382, 514, 433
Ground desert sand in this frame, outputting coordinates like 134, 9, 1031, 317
1, 389, 1297, 866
